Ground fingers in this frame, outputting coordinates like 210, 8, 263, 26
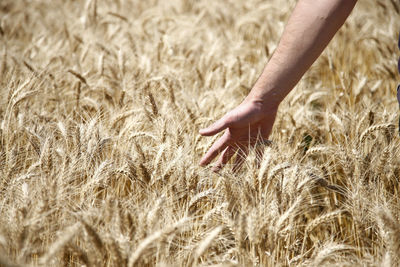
212, 146, 237, 172
199, 114, 231, 136
200, 137, 271, 172
199, 116, 274, 170
199, 132, 230, 166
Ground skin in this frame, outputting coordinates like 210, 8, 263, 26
199, 0, 358, 171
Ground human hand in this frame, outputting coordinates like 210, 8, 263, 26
199, 97, 278, 171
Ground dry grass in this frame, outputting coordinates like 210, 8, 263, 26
0, 0, 399, 266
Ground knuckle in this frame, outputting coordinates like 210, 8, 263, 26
224, 113, 235, 125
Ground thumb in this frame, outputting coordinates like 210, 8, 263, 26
199, 115, 230, 136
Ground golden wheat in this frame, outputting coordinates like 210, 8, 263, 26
0, 0, 399, 266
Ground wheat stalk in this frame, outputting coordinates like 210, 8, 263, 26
359, 124, 395, 144
305, 210, 344, 233
190, 226, 223, 266
39, 223, 81, 264
127, 218, 187, 267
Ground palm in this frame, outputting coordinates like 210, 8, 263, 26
199, 100, 277, 171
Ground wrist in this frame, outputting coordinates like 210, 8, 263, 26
247, 85, 283, 110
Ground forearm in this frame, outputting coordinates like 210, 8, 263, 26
249, 0, 357, 105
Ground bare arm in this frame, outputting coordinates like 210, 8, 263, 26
249, 0, 358, 105
199, 0, 357, 170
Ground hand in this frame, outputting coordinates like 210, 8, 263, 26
199, 97, 278, 171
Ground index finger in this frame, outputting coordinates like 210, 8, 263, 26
199, 131, 231, 166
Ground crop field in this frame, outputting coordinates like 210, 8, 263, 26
0, 0, 399, 266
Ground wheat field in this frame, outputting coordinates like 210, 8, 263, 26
0, 0, 399, 266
